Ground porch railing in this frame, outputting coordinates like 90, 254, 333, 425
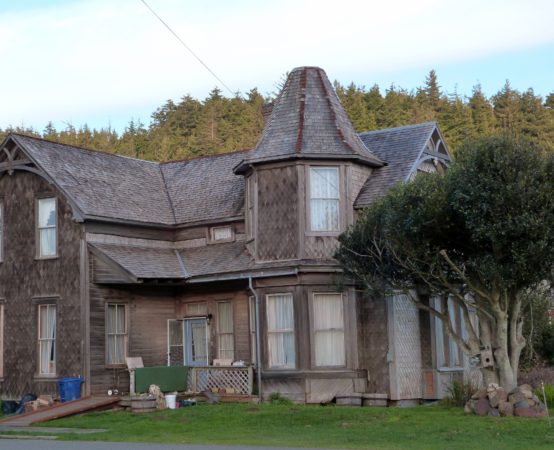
188, 366, 253, 395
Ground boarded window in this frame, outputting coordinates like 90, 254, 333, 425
249, 296, 256, 365
38, 198, 57, 257
211, 226, 233, 242
266, 294, 295, 368
310, 167, 339, 231
185, 302, 207, 317
38, 304, 56, 375
217, 302, 234, 360
313, 293, 345, 366
106, 304, 127, 365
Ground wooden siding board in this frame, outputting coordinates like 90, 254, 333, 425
0, 171, 82, 399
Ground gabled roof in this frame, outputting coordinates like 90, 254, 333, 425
354, 122, 447, 208
3, 134, 249, 227
234, 67, 383, 173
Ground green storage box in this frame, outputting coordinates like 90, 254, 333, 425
134, 366, 188, 393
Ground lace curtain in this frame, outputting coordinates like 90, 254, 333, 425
267, 294, 295, 368
313, 294, 345, 366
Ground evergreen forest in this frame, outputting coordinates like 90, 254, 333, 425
2, 71, 553, 162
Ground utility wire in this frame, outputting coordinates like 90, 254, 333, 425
139, 0, 235, 96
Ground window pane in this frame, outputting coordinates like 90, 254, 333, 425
267, 294, 295, 368
38, 198, 56, 228
169, 320, 183, 346
268, 333, 295, 368
217, 302, 233, 334
213, 226, 232, 241
107, 305, 116, 334
116, 304, 126, 334
314, 294, 345, 366
38, 305, 56, 374
310, 168, 339, 199
191, 322, 207, 363
267, 294, 294, 331
40, 228, 56, 257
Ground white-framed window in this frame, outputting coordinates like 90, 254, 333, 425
434, 296, 463, 369
310, 167, 340, 232
211, 226, 233, 242
0, 202, 4, 262
0, 304, 4, 378
266, 293, 295, 368
217, 301, 234, 360
38, 304, 56, 375
249, 296, 257, 365
313, 293, 345, 367
106, 303, 128, 366
37, 197, 57, 258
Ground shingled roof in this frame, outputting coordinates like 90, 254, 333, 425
234, 67, 383, 173
6, 134, 248, 227
354, 122, 439, 208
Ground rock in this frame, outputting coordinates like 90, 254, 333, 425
474, 397, 491, 416
488, 408, 500, 417
533, 406, 548, 418
514, 407, 537, 418
509, 389, 526, 405
464, 400, 475, 414
520, 384, 534, 399
527, 398, 536, 407
514, 400, 529, 409
496, 387, 508, 403
498, 401, 514, 417
471, 388, 488, 400
487, 383, 500, 393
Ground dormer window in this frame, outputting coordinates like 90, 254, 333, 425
211, 225, 233, 242
37, 198, 57, 258
309, 167, 340, 232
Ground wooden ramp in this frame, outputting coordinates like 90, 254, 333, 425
0, 396, 120, 427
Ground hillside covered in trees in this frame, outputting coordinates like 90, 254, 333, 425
2, 71, 553, 161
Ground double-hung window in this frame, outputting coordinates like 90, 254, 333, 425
217, 302, 234, 360
106, 304, 128, 366
38, 304, 56, 375
313, 293, 345, 367
37, 198, 57, 258
310, 167, 340, 232
266, 294, 295, 368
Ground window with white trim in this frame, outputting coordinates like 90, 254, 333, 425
211, 226, 233, 242
313, 293, 345, 367
434, 296, 463, 369
217, 301, 234, 360
37, 198, 57, 258
310, 167, 340, 232
106, 304, 128, 366
38, 304, 56, 375
266, 293, 295, 368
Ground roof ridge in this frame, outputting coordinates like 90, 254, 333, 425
10, 133, 159, 164
160, 148, 252, 165
358, 121, 437, 136
295, 68, 308, 153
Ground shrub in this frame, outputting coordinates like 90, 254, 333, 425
269, 392, 293, 405
534, 384, 554, 407
519, 366, 554, 388
442, 381, 477, 407
537, 324, 554, 366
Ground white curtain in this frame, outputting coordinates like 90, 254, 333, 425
313, 294, 345, 366
267, 294, 295, 368
217, 302, 234, 360
39, 305, 56, 374
191, 322, 207, 363
310, 167, 339, 231
38, 198, 56, 257
107, 304, 126, 365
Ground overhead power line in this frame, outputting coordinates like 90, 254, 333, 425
139, 0, 235, 96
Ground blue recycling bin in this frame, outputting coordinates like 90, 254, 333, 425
58, 377, 84, 403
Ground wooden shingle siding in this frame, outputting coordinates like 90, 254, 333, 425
256, 165, 298, 261
0, 171, 82, 399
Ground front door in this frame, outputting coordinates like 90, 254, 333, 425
184, 318, 208, 366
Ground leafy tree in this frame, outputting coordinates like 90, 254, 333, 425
336, 135, 554, 389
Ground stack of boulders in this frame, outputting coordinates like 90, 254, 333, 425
465, 383, 548, 417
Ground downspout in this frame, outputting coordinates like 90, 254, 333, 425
248, 276, 263, 404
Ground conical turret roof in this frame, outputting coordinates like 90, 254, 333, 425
234, 67, 383, 173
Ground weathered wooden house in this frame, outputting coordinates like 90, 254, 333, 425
0, 66, 468, 404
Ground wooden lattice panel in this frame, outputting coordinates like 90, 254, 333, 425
188, 366, 253, 395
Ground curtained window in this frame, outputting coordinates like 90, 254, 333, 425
266, 294, 295, 368
313, 293, 345, 367
211, 226, 233, 242
217, 302, 234, 360
38, 304, 56, 375
310, 167, 340, 232
38, 198, 57, 258
106, 304, 128, 366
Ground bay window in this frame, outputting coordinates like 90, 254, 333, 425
266, 294, 295, 368
310, 167, 340, 232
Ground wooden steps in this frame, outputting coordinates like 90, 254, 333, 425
0, 396, 120, 427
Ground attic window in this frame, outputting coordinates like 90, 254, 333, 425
211, 226, 233, 242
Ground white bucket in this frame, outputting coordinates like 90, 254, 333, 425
165, 393, 177, 409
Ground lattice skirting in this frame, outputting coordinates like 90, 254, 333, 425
188, 366, 253, 395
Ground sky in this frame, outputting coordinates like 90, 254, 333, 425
1, 0, 554, 134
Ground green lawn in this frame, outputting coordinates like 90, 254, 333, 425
34, 403, 554, 450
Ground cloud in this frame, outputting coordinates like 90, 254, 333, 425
1, 0, 553, 130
